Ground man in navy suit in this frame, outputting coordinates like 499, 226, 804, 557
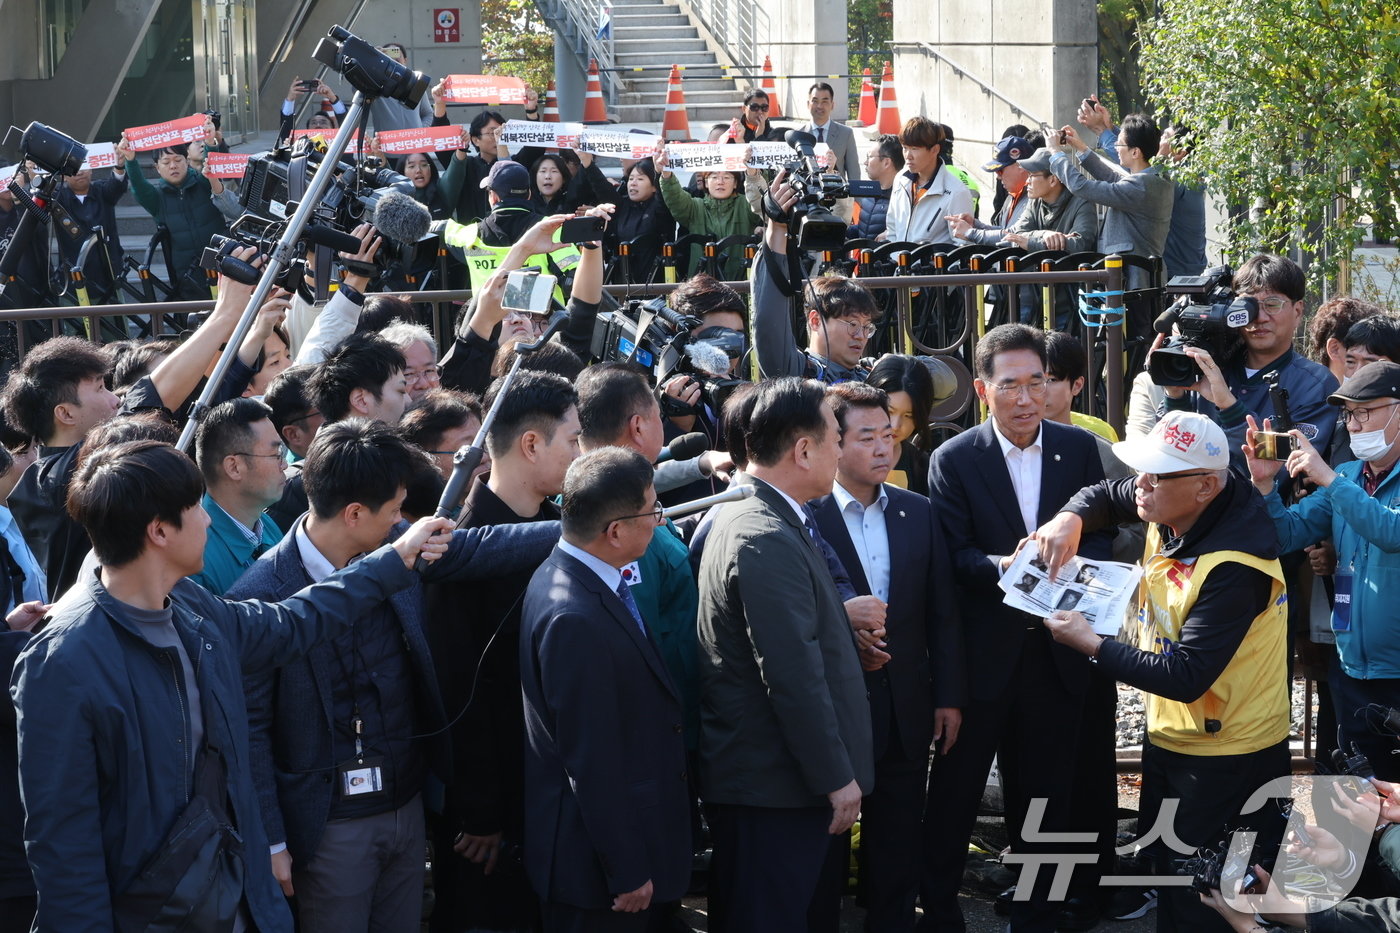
232, 420, 559, 933
519, 447, 691, 931
921, 324, 1113, 933
810, 382, 965, 933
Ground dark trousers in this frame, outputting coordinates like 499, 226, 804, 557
859, 732, 929, 932
919, 630, 1086, 933
1067, 669, 1120, 900
541, 900, 651, 932
1138, 738, 1290, 933
0, 895, 35, 933
707, 803, 832, 933
1328, 654, 1400, 781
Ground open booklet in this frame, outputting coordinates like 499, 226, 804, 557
998, 541, 1143, 636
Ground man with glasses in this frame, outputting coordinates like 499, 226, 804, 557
380, 320, 440, 404
753, 172, 883, 383
1249, 361, 1400, 781
519, 447, 691, 930
923, 323, 1113, 933
190, 398, 288, 595
1034, 410, 1290, 933
1160, 254, 1339, 474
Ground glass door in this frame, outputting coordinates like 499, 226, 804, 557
195, 0, 258, 142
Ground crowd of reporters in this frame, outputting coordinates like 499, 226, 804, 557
9, 50, 1400, 933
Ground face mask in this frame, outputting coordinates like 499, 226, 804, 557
1350, 404, 1398, 461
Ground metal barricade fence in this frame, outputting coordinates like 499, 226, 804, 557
0, 261, 1128, 434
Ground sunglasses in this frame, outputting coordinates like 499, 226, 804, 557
748, 103, 770, 112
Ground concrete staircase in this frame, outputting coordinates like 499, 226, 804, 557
609, 0, 740, 125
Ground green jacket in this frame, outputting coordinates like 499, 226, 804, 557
659, 173, 760, 280
125, 160, 229, 276
631, 520, 700, 749
189, 493, 285, 596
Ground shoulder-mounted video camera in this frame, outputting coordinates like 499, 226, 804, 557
1149, 264, 1258, 387
781, 129, 849, 253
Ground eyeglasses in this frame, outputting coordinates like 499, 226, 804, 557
1246, 295, 1293, 315
287, 409, 320, 425
607, 500, 665, 527
236, 442, 288, 461
989, 380, 1048, 400
404, 364, 441, 384
748, 103, 770, 112
1140, 471, 1214, 489
504, 309, 548, 328
1340, 401, 1400, 426
833, 317, 877, 339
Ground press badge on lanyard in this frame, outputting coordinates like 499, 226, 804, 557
339, 716, 385, 797
1332, 568, 1353, 633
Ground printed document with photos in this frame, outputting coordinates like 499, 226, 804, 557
999, 541, 1142, 636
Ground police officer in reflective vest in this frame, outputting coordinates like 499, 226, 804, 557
442, 160, 578, 296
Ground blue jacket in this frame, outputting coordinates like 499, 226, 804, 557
10, 547, 416, 933
1266, 462, 1400, 679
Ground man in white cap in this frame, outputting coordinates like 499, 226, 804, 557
1033, 410, 1291, 933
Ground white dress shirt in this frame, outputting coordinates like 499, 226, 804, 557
989, 419, 1044, 535
557, 539, 624, 594
0, 504, 46, 607
831, 481, 890, 602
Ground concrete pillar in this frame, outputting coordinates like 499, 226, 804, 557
554, 54, 588, 124
760, 0, 848, 118
891, 0, 1096, 176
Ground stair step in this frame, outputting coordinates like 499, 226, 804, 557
611, 25, 701, 40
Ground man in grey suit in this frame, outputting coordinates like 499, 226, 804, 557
697, 377, 874, 932
805, 82, 861, 181
233, 420, 559, 933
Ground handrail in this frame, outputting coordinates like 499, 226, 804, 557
890, 41, 1048, 128
535, 0, 622, 104
675, 0, 767, 75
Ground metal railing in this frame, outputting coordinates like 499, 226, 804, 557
535, 0, 621, 105
677, 0, 767, 73
890, 41, 1049, 128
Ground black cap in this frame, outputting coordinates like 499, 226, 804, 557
1328, 361, 1400, 405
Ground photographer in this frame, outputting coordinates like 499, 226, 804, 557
439, 209, 609, 396
1035, 411, 1292, 933
50, 162, 130, 304
1161, 255, 1340, 473
752, 169, 881, 383
1247, 362, 1400, 781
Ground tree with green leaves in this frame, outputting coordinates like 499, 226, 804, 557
1141, 0, 1400, 286
480, 0, 554, 94
848, 0, 891, 119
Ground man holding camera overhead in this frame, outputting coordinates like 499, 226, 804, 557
1034, 410, 1291, 933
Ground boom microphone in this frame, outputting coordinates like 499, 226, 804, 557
373, 190, 432, 243
304, 224, 364, 254
661, 483, 756, 520
655, 432, 708, 465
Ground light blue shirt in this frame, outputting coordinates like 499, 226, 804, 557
557, 539, 624, 595
0, 504, 46, 608
831, 481, 891, 602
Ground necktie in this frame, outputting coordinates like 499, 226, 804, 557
816, 126, 825, 144
615, 578, 647, 635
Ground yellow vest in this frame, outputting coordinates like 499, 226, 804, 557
1071, 411, 1119, 443
1134, 524, 1290, 756
441, 219, 580, 300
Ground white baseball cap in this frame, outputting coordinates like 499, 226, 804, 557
1111, 411, 1229, 475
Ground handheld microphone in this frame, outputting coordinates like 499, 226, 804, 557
661, 483, 755, 520
655, 432, 708, 465
373, 189, 432, 243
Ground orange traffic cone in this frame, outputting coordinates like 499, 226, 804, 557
542, 80, 560, 122
583, 59, 608, 124
760, 55, 782, 118
856, 67, 875, 127
661, 65, 692, 141
875, 61, 901, 135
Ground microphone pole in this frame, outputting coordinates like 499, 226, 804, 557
660, 483, 755, 521
175, 92, 373, 452
413, 312, 570, 571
